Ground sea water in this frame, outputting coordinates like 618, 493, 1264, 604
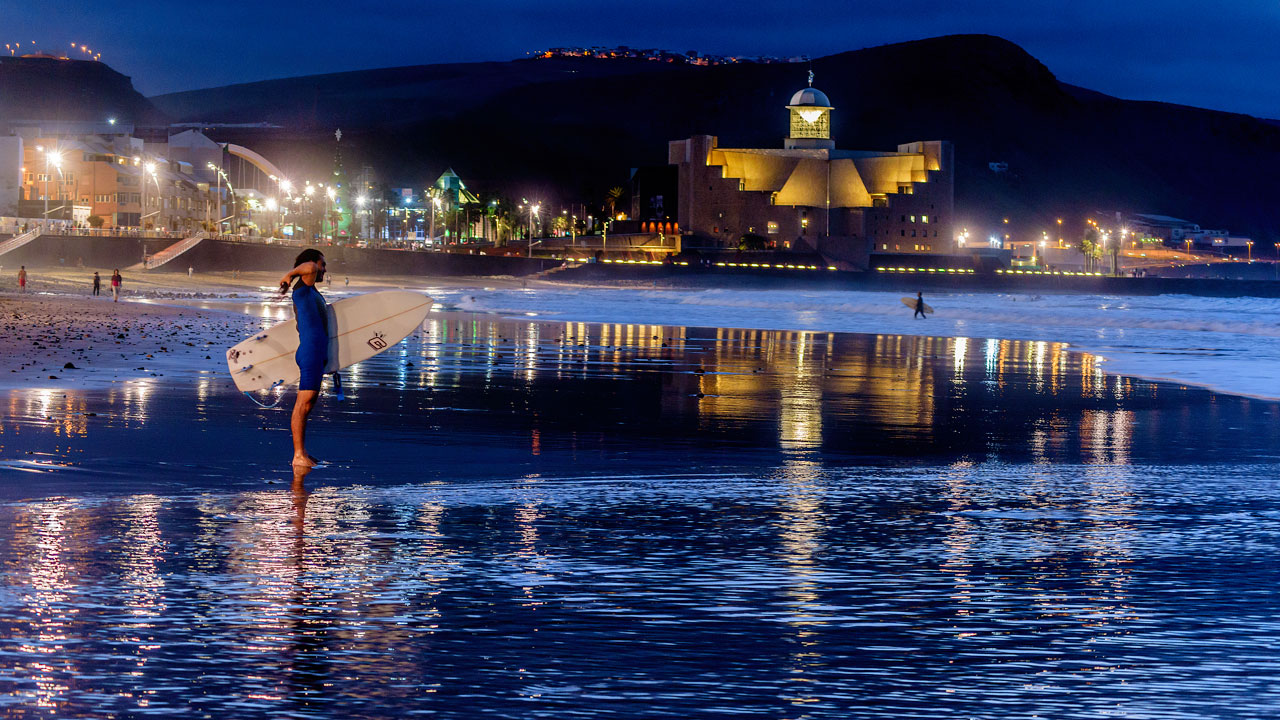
4, 290, 1280, 718
437, 286, 1280, 400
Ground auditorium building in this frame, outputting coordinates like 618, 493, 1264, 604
668, 83, 953, 268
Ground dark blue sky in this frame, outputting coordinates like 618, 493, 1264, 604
7, 0, 1280, 117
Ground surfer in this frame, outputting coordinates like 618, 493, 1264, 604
92, 271, 100, 296
914, 291, 926, 319
279, 249, 329, 467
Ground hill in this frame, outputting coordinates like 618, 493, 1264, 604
0, 56, 167, 126
10, 35, 1280, 243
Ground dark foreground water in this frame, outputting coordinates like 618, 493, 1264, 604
2, 315, 1280, 718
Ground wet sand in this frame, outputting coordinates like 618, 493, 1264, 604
0, 269, 544, 389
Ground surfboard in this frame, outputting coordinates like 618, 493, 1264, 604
901, 297, 935, 314
227, 290, 433, 393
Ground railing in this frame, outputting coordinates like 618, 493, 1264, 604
0, 228, 42, 258
143, 232, 208, 270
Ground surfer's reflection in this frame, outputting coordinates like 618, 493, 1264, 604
285, 464, 331, 710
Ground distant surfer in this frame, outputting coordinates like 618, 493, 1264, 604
914, 291, 926, 319
278, 249, 329, 467
92, 271, 100, 296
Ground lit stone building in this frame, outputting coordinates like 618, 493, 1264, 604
668, 84, 953, 267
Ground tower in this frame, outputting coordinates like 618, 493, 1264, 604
785, 75, 834, 150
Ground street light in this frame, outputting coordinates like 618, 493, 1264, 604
528, 203, 540, 257
42, 148, 62, 230
304, 184, 316, 241
144, 161, 159, 232
325, 186, 336, 241
1246, 240, 1253, 262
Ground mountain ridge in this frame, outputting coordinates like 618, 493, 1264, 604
5, 35, 1279, 242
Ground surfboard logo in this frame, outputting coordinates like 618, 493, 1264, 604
367, 332, 387, 350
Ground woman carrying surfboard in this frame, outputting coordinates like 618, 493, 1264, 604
279, 249, 329, 467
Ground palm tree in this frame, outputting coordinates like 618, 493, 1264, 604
604, 186, 624, 220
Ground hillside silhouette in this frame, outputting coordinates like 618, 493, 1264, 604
0, 56, 167, 126
7, 36, 1279, 242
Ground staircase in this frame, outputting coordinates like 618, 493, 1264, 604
143, 232, 207, 270
0, 228, 42, 258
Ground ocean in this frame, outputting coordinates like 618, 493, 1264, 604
1, 284, 1278, 718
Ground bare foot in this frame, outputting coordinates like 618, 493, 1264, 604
291, 454, 316, 467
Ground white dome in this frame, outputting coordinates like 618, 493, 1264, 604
789, 87, 831, 107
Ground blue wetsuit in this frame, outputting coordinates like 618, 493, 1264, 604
292, 282, 329, 392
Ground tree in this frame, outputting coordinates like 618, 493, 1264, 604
604, 186, 624, 220
87, 214, 104, 228
738, 233, 767, 252
1077, 227, 1104, 272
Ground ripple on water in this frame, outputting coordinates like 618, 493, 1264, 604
0, 463, 1277, 717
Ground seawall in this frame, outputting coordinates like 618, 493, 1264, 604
0, 234, 562, 276
556, 263, 1280, 298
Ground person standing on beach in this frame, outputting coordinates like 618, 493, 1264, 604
110, 269, 122, 302
278, 249, 329, 467
92, 271, 100, 296
914, 291, 927, 319
17, 266, 26, 293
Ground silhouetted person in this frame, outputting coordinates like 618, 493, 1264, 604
914, 291, 926, 319
92, 271, 100, 296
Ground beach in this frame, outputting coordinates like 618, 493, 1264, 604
2, 271, 1280, 717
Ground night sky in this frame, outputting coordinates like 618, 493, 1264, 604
7, 0, 1280, 117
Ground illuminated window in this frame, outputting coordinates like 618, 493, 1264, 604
921, 215, 929, 224
788, 107, 830, 139
767, 221, 779, 235
909, 215, 916, 223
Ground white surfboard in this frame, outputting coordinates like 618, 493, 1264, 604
227, 290, 433, 393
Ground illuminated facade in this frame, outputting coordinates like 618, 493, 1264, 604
669, 84, 953, 268
8, 123, 225, 232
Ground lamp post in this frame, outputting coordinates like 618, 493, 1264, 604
266, 198, 279, 237
429, 194, 440, 244
304, 184, 316, 241
527, 203, 540, 257
41, 147, 62, 230
325, 186, 336, 242
1246, 240, 1253, 262
356, 194, 367, 242
145, 162, 160, 233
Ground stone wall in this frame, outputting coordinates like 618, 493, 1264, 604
0, 234, 562, 276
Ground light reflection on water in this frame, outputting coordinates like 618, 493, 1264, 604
0, 466, 1278, 717
3, 314, 1280, 716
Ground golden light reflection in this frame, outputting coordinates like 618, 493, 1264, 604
18, 501, 77, 710
775, 457, 827, 709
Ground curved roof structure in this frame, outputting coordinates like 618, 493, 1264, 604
224, 143, 285, 181
788, 87, 831, 107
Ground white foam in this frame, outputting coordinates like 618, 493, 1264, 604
423, 286, 1280, 401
